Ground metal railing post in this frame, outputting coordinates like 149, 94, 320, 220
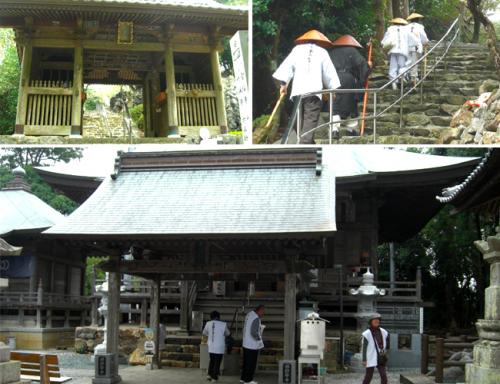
329, 91, 333, 144
399, 79, 404, 130
296, 99, 301, 144
373, 92, 377, 144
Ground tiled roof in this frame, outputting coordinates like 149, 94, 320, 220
0, 190, 65, 236
44, 160, 336, 237
436, 148, 500, 204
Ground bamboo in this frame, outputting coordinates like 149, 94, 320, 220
265, 93, 285, 129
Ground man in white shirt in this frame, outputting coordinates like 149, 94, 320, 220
273, 30, 341, 144
406, 13, 429, 85
381, 18, 422, 90
202, 311, 230, 382
240, 305, 265, 384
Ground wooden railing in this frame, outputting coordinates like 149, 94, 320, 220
25, 80, 73, 134
176, 83, 218, 127
421, 334, 477, 383
0, 291, 90, 309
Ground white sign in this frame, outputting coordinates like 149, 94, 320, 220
230, 30, 251, 144
0, 278, 8, 288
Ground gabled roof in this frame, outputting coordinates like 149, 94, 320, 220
44, 148, 336, 239
0, 238, 23, 256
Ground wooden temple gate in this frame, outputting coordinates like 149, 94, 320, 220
0, 0, 247, 137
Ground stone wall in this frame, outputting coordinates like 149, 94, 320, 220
83, 110, 144, 139
440, 80, 500, 144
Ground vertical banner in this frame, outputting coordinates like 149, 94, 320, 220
230, 30, 250, 144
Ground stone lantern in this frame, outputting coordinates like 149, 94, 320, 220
350, 268, 386, 330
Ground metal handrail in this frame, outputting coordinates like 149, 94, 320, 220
284, 17, 461, 144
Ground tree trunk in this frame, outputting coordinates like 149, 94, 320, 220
375, 0, 386, 41
386, 0, 393, 19
467, 0, 500, 72
392, 0, 401, 18
402, 0, 409, 18
472, 14, 481, 43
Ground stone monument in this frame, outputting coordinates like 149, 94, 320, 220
0, 342, 21, 384
466, 225, 500, 383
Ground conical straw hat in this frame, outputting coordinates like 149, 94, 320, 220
331, 35, 363, 49
390, 18, 408, 25
295, 30, 334, 49
407, 13, 425, 21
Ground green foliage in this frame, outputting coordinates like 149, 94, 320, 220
84, 256, 108, 296
0, 29, 20, 134
129, 103, 144, 130
378, 148, 495, 331
410, 0, 461, 38
84, 93, 103, 111
0, 147, 83, 168
0, 147, 83, 214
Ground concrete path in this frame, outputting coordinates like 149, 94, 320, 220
60, 365, 407, 383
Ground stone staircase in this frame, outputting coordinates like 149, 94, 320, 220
160, 291, 286, 371
315, 42, 499, 144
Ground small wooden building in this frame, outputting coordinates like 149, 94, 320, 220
0, 167, 90, 349
0, 0, 248, 137
42, 147, 479, 364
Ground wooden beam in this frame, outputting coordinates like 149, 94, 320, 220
30, 38, 210, 53
209, 41, 227, 133
179, 281, 189, 333
149, 277, 161, 369
106, 271, 121, 355
15, 41, 32, 134
283, 273, 297, 360
164, 26, 179, 137
71, 43, 83, 136
101, 259, 314, 275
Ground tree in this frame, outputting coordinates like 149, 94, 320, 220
0, 29, 20, 134
0, 147, 83, 169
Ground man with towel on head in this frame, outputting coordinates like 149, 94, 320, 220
406, 13, 429, 86
381, 18, 422, 90
273, 30, 341, 144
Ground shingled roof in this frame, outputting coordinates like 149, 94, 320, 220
44, 148, 335, 238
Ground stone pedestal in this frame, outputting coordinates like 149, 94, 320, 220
0, 361, 21, 384
466, 226, 500, 384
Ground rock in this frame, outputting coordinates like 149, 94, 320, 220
409, 127, 431, 137
439, 128, 463, 144
451, 109, 473, 128
430, 116, 451, 126
128, 348, 147, 366
0, 360, 21, 383
482, 131, 499, 144
440, 104, 459, 116
404, 113, 430, 126
424, 109, 441, 116
479, 79, 500, 94
447, 95, 467, 105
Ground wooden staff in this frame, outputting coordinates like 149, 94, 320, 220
360, 39, 373, 136
265, 92, 285, 129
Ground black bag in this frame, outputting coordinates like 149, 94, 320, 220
225, 334, 235, 354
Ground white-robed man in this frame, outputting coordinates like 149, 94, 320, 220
240, 305, 265, 384
407, 13, 429, 85
202, 311, 230, 382
273, 30, 340, 144
381, 18, 422, 90
361, 314, 390, 384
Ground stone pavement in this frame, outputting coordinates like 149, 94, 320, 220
61, 365, 406, 383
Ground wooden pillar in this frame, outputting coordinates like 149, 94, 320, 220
283, 273, 297, 360
179, 281, 189, 333
164, 26, 179, 137
15, 40, 32, 135
106, 271, 121, 355
151, 70, 160, 137
64, 309, 70, 327
36, 279, 43, 328
140, 298, 148, 327
149, 277, 161, 369
46, 310, 52, 328
143, 76, 152, 138
91, 297, 100, 327
71, 44, 83, 136
209, 40, 228, 133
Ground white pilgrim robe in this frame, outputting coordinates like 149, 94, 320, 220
362, 327, 389, 368
203, 320, 230, 354
407, 22, 429, 48
382, 25, 422, 58
273, 43, 340, 100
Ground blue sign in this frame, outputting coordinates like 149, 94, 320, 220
0, 256, 34, 278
